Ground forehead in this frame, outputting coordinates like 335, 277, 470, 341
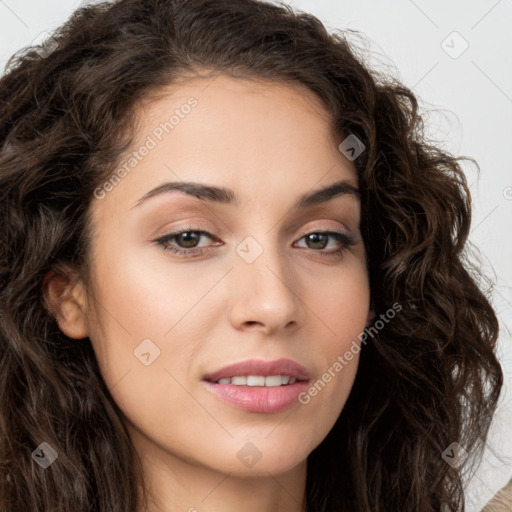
134, 73, 341, 149
90, 74, 359, 223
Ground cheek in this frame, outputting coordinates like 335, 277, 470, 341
306, 259, 369, 404
85, 255, 205, 433
90, 246, 217, 336
312, 257, 371, 336
85, 247, 222, 394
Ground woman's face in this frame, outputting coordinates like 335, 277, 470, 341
79, 75, 372, 478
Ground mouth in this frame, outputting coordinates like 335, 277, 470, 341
205, 375, 301, 386
202, 358, 311, 414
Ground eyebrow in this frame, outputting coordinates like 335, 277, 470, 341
131, 179, 360, 210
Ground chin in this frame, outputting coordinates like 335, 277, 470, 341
202, 441, 309, 477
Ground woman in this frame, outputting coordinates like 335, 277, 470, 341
0, 0, 503, 510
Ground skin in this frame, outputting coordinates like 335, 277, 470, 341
45, 74, 374, 512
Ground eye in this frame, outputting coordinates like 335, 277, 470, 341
294, 230, 356, 257
154, 226, 218, 258
154, 226, 355, 259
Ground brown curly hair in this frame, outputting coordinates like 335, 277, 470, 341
0, 0, 503, 510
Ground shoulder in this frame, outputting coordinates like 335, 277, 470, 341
481, 477, 512, 512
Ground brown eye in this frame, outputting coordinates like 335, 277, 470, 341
155, 228, 217, 257
294, 231, 355, 257
173, 231, 203, 248
304, 233, 329, 250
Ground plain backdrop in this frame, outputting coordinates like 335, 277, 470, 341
1, 0, 511, 510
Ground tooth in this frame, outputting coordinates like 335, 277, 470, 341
216, 375, 296, 386
265, 375, 283, 387
247, 376, 265, 386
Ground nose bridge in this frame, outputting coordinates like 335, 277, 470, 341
230, 230, 300, 331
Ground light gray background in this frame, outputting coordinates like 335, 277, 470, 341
1, 1, 511, 510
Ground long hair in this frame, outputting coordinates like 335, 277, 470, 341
0, 0, 503, 510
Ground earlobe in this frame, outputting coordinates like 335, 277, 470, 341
42, 269, 89, 339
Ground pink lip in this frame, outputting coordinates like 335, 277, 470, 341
202, 358, 311, 414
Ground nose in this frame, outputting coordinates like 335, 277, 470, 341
229, 241, 301, 335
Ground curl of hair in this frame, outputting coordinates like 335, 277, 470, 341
0, 0, 502, 511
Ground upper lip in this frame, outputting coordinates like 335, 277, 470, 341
203, 358, 311, 382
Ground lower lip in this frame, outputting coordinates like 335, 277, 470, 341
202, 380, 309, 413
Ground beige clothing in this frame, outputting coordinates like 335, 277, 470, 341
481, 477, 512, 511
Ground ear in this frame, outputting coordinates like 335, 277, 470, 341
42, 269, 89, 339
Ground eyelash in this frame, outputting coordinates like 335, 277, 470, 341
154, 225, 356, 259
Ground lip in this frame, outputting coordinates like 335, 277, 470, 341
202, 358, 311, 414
202, 358, 311, 382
